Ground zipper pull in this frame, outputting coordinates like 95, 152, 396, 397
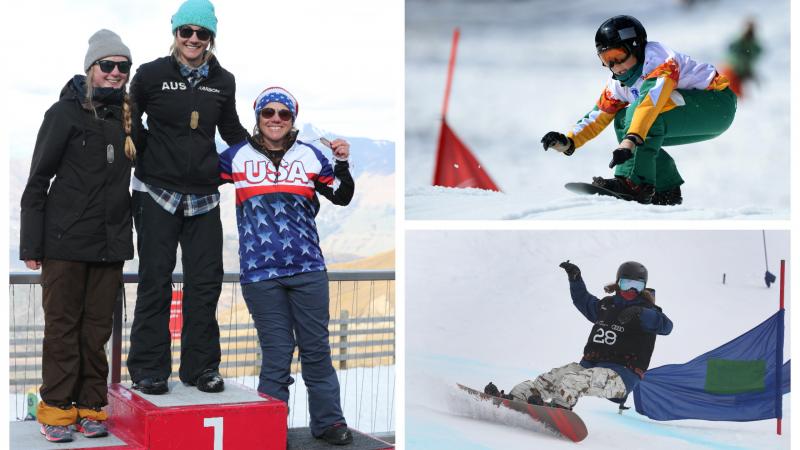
190, 111, 199, 129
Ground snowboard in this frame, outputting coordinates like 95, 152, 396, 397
456, 383, 588, 442
565, 182, 633, 201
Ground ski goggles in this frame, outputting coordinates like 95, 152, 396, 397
95, 60, 132, 74
598, 47, 632, 68
619, 278, 645, 292
177, 26, 212, 41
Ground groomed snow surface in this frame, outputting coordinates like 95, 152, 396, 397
406, 231, 790, 449
405, 0, 789, 219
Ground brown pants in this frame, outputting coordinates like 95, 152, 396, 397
40, 259, 122, 418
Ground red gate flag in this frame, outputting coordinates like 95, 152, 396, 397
432, 28, 500, 191
434, 119, 500, 191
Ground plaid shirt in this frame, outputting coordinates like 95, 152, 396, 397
131, 176, 219, 216
179, 60, 209, 87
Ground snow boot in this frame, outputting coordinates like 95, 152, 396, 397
592, 176, 655, 204
652, 186, 682, 206
484, 382, 513, 400
527, 389, 545, 406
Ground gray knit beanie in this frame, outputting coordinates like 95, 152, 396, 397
84, 29, 132, 72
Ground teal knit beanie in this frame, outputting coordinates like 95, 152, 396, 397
171, 0, 218, 36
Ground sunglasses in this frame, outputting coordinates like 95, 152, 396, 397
260, 107, 293, 121
95, 60, 132, 74
599, 47, 632, 68
177, 26, 212, 41
619, 278, 646, 293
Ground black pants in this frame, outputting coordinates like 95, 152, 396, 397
40, 259, 122, 409
127, 191, 223, 383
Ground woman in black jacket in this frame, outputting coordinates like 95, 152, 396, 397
20, 29, 135, 443
126, 0, 249, 395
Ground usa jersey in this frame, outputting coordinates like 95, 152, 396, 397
218, 137, 353, 284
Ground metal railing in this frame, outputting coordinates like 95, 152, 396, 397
9, 270, 395, 432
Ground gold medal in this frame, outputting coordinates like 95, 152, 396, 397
190, 111, 199, 129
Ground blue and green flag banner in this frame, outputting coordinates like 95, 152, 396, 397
634, 310, 788, 421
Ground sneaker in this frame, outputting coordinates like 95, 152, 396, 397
40, 424, 73, 443
192, 370, 225, 393
319, 423, 353, 445
76, 417, 108, 438
652, 186, 682, 206
132, 377, 168, 395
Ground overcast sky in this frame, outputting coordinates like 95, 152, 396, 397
7, 0, 402, 157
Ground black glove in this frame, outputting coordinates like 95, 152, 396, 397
541, 131, 575, 155
559, 260, 581, 281
608, 147, 634, 168
617, 306, 643, 325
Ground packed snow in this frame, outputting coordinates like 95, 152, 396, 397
405, 0, 790, 219
406, 230, 790, 449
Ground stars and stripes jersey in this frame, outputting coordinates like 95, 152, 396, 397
218, 137, 354, 284
568, 41, 730, 149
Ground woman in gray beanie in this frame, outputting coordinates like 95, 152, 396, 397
126, 0, 248, 396
20, 29, 135, 443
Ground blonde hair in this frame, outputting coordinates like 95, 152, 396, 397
85, 65, 136, 160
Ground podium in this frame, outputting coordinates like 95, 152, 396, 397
9, 382, 393, 449
108, 382, 287, 449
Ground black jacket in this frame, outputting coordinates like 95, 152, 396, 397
20, 76, 134, 262
131, 55, 248, 194
582, 296, 663, 373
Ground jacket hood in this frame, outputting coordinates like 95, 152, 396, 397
60, 75, 87, 102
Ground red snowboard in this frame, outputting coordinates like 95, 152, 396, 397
457, 383, 588, 442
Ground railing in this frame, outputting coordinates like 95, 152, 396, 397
9, 270, 395, 433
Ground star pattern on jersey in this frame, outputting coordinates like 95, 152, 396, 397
235, 193, 326, 284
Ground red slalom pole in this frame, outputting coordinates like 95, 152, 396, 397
441, 27, 460, 119
779, 259, 785, 310
777, 259, 785, 435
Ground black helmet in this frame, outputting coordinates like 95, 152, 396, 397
595, 15, 647, 59
616, 261, 648, 283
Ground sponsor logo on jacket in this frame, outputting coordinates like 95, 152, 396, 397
198, 86, 221, 94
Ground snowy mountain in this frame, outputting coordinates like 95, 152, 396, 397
405, 230, 790, 449
405, 0, 790, 219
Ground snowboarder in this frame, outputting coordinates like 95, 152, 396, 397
541, 15, 736, 206
486, 261, 673, 410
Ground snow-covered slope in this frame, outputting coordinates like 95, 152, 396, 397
405, 230, 790, 449
405, 0, 790, 219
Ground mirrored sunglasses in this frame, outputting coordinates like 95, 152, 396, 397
599, 47, 631, 68
260, 107, 293, 121
619, 278, 646, 293
95, 60, 132, 74
177, 26, 212, 41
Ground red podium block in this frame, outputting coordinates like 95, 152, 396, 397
108, 382, 287, 449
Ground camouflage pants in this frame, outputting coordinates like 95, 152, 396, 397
509, 362, 626, 408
